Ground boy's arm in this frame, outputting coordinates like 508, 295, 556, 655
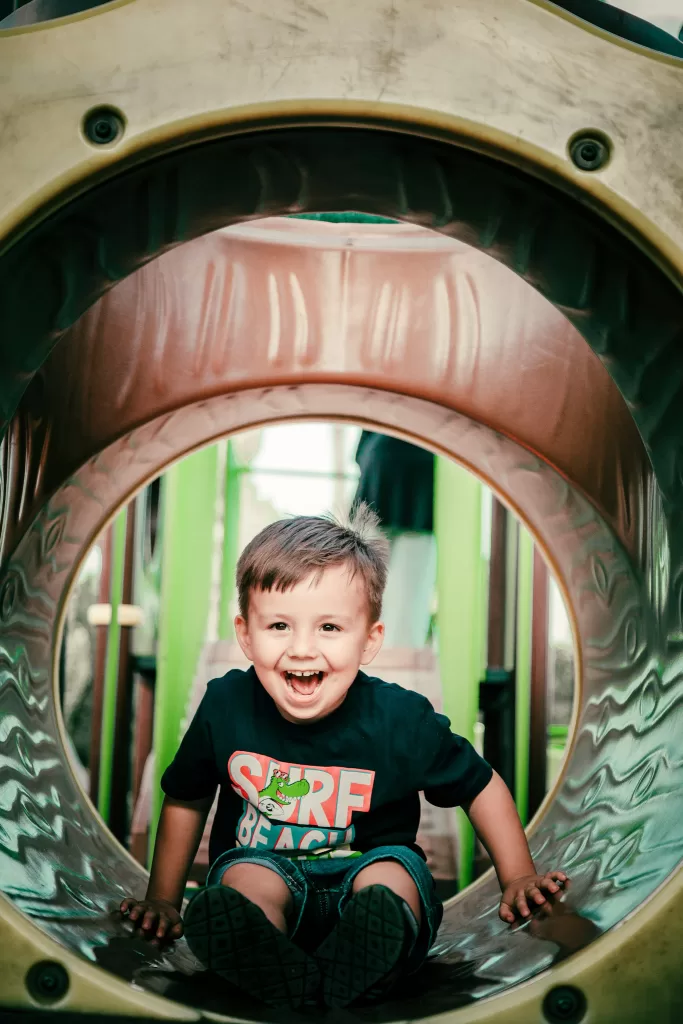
147, 794, 214, 905
413, 700, 567, 921
121, 793, 214, 939
465, 771, 567, 921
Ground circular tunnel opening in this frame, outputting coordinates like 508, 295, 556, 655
0, 126, 681, 1020
59, 423, 577, 903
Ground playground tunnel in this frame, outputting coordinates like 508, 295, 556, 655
2, 2, 683, 1020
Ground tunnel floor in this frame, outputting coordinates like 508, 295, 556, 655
56, 882, 590, 1021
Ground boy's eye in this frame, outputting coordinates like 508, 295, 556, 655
269, 622, 289, 631
321, 623, 341, 632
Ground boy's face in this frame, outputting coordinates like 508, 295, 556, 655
234, 563, 384, 724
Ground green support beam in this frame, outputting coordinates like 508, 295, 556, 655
97, 507, 127, 823
151, 445, 220, 848
515, 526, 534, 826
218, 440, 242, 641
435, 457, 487, 890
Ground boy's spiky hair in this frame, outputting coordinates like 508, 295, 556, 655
236, 502, 390, 622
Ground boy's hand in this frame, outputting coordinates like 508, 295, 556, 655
499, 871, 568, 923
120, 896, 183, 941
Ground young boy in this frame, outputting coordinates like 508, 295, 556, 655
121, 506, 567, 1011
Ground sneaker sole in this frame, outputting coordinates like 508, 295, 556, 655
315, 884, 407, 1008
184, 885, 320, 1010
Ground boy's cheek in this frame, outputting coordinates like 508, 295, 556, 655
256, 633, 281, 651
252, 640, 284, 666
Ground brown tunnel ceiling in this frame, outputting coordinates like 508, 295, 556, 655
2, 217, 651, 566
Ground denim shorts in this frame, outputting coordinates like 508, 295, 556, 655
206, 844, 443, 973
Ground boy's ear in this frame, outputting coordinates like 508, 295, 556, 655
234, 615, 252, 659
360, 620, 384, 666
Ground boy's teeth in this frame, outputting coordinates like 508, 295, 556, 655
285, 670, 322, 695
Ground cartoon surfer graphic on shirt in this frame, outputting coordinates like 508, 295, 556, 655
258, 768, 310, 820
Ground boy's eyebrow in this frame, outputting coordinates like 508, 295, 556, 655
260, 611, 354, 623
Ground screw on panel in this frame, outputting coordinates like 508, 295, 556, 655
25, 960, 70, 1004
83, 106, 125, 146
543, 985, 588, 1023
569, 132, 610, 172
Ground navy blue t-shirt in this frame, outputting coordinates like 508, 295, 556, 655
161, 667, 493, 865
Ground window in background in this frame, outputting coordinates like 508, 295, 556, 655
235, 421, 361, 562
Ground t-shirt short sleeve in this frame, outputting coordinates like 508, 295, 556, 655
415, 700, 493, 807
160, 685, 219, 801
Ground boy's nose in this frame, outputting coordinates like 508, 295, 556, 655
286, 632, 317, 658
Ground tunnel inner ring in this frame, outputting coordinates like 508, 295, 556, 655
18, 380, 633, 1014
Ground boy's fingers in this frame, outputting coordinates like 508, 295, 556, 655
157, 914, 179, 939
142, 909, 158, 931
516, 891, 530, 917
542, 873, 566, 893
121, 900, 182, 940
499, 904, 515, 923
527, 885, 545, 905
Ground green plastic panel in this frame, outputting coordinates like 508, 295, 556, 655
515, 527, 534, 826
434, 457, 487, 889
151, 445, 220, 845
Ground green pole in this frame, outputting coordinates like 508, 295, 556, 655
435, 457, 486, 890
218, 440, 242, 641
97, 507, 127, 823
515, 526, 534, 825
151, 445, 220, 848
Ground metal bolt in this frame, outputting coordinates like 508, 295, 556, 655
25, 960, 70, 1004
543, 985, 587, 1023
569, 133, 610, 172
83, 106, 124, 146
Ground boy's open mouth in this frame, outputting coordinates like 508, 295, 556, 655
283, 670, 325, 698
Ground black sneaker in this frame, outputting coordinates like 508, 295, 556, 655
315, 884, 415, 1008
184, 885, 320, 1011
